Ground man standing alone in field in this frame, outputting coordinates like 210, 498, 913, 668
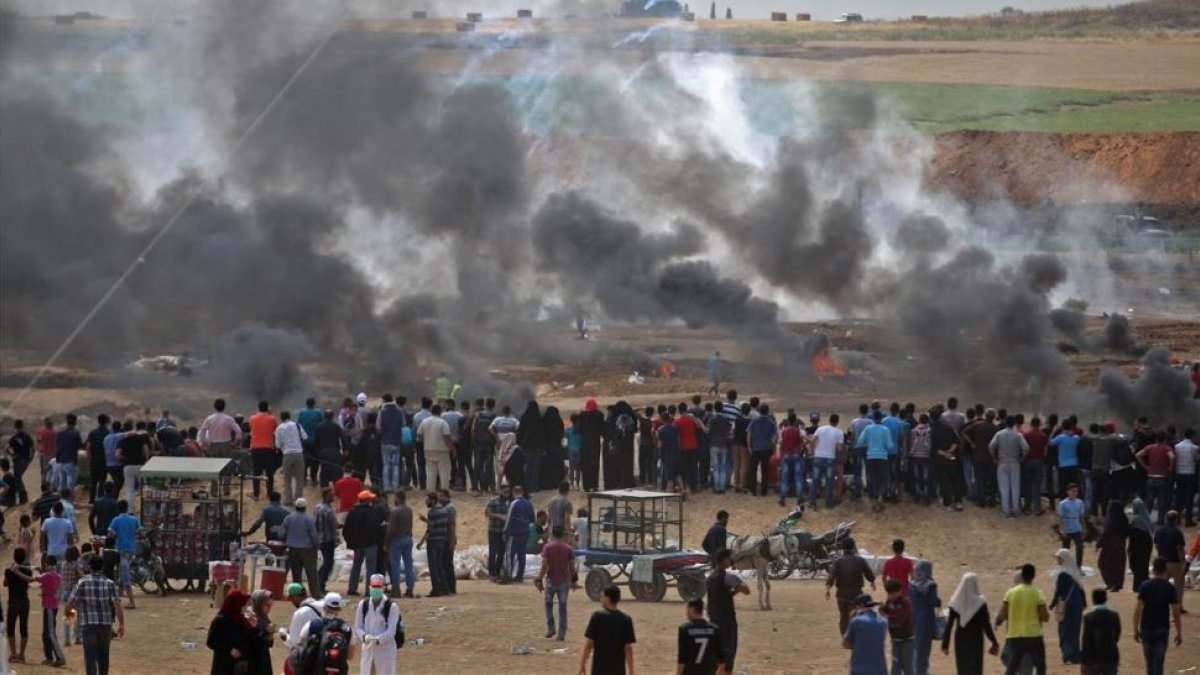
580, 585, 635, 675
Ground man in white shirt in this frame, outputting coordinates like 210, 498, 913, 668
283, 583, 323, 653
811, 414, 846, 510
353, 575, 401, 675
417, 405, 454, 492
275, 411, 309, 507
1175, 429, 1198, 527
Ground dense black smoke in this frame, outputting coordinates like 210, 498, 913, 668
1102, 314, 1146, 356
1098, 349, 1200, 429
209, 323, 314, 402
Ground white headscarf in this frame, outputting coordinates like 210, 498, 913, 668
497, 432, 519, 466
947, 572, 987, 624
1054, 548, 1085, 590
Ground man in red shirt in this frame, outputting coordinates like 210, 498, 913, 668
1021, 417, 1049, 516
1137, 431, 1176, 525
536, 526, 576, 641
334, 468, 363, 523
882, 539, 914, 596
248, 401, 279, 500
36, 417, 57, 484
674, 405, 701, 495
777, 411, 807, 507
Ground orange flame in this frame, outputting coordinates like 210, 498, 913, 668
658, 360, 677, 379
811, 349, 846, 380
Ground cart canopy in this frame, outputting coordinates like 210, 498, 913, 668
589, 489, 677, 500
139, 457, 235, 480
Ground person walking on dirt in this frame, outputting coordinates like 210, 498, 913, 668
353, 575, 400, 675
677, 598, 725, 675
66, 554, 125, 675
580, 585, 636, 675
827, 538, 877, 636
536, 526, 576, 641
707, 548, 749, 672
996, 563, 1049, 675
279, 498, 321, 598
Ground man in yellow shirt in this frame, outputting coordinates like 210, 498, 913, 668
996, 563, 1050, 675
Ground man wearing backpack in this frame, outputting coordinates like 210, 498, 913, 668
283, 583, 323, 675
469, 399, 497, 495
354, 575, 402, 675
294, 592, 354, 675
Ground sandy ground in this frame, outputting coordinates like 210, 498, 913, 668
4, 470, 1200, 674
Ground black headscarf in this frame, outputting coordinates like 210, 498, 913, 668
518, 401, 543, 451
1101, 499, 1129, 539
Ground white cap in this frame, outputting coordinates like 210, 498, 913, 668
294, 498, 307, 509
356, 392, 368, 406
323, 592, 343, 610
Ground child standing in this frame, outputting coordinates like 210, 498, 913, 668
16, 515, 34, 557
36, 555, 65, 668
566, 415, 582, 489
58, 546, 83, 646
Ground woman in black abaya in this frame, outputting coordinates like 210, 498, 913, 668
541, 406, 566, 490
518, 401, 544, 492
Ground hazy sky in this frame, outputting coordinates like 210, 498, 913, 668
9, 0, 1129, 21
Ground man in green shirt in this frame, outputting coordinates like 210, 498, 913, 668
996, 563, 1050, 675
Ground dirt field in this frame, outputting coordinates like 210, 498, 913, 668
5, 469, 1200, 674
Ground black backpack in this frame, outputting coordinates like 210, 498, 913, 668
292, 617, 351, 675
473, 411, 496, 447
359, 598, 405, 648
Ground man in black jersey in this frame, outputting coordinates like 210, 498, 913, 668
677, 598, 726, 675
706, 548, 749, 672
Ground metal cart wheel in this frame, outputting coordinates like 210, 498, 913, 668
585, 568, 613, 601
676, 573, 705, 601
766, 556, 794, 581
629, 571, 667, 602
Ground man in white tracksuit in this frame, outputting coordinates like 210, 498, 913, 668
354, 574, 401, 675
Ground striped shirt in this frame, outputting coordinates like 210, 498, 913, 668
426, 505, 450, 543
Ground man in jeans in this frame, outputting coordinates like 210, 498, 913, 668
1134, 557, 1183, 675
503, 486, 534, 583
484, 487, 512, 580
314, 488, 339, 594
536, 526, 575, 640
811, 414, 844, 510
386, 490, 416, 598
996, 563, 1048, 675
1057, 483, 1086, 568
1137, 432, 1175, 525
745, 405, 778, 496
344, 490, 383, 596
106, 500, 141, 611
377, 394, 407, 494
66, 555, 124, 675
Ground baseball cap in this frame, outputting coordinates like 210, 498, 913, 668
294, 497, 307, 509
356, 392, 368, 406
369, 574, 386, 589
853, 594, 878, 608
285, 583, 305, 598
358, 490, 376, 502
323, 592, 343, 610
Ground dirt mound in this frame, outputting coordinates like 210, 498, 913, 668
927, 130, 1200, 207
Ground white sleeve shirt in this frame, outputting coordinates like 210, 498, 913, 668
353, 598, 400, 644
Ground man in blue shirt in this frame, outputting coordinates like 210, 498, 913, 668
503, 486, 535, 583
746, 405, 778, 497
297, 397, 324, 485
881, 404, 909, 502
1050, 428, 1082, 499
108, 500, 141, 609
843, 594, 888, 675
1057, 483, 1086, 568
857, 412, 896, 511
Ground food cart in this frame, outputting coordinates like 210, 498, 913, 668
138, 457, 243, 591
577, 489, 709, 602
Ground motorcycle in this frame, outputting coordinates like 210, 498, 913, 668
766, 520, 855, 581
130, 526, 170, 596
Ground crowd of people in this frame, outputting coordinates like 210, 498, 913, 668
3, 378, 1200, 674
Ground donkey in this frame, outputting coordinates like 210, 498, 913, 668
725, 532, 787, 610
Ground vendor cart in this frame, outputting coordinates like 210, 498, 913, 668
139, 457, 243, 591
577, 489, 709, 602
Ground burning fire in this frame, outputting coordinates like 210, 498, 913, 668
811, 348, 846, 380
658, 360, 677, 379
